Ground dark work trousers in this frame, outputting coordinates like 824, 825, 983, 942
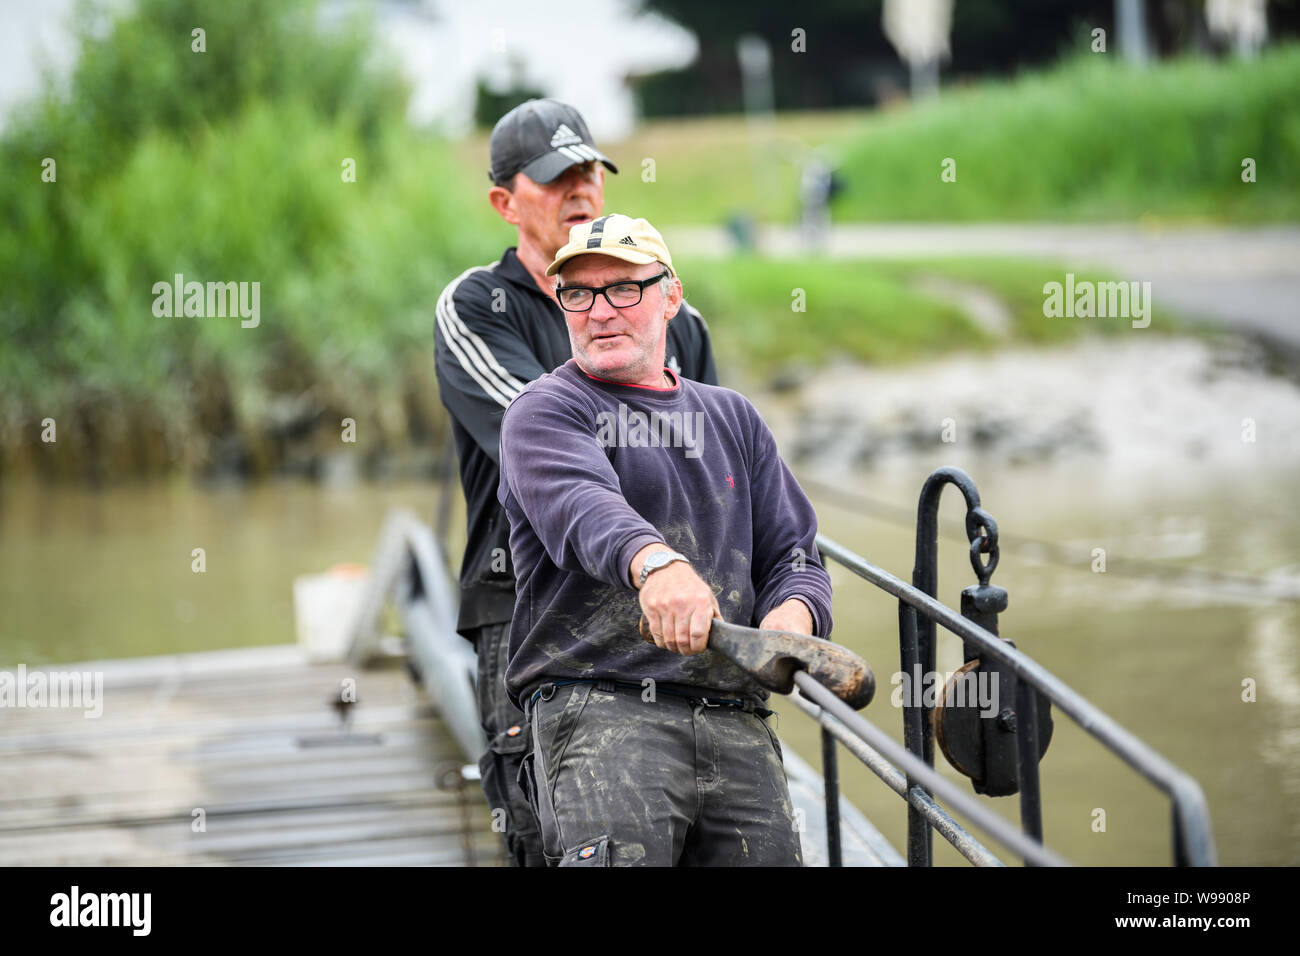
472, 621, 546, 867
522, 682, 803, 866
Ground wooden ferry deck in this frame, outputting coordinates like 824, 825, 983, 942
0, 643, 900, 867
0, 645, 503, 866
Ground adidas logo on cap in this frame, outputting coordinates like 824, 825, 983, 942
550, 124, 582, 148
618, 235, 637, 246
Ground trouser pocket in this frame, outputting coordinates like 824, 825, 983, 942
478, 720, 542, 865
535, 683, 594, 793
530, 683, 595, 863
478, 720, 532, 817
558, 834, 611, 867
517, 743, 538, 815
752, 710, 785, 763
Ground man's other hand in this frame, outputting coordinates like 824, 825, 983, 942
632, 545, 720, 656
759, 598, 814, 637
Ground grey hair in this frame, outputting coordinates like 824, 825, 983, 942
659, 272, 680, 320
660, 269, 681, 299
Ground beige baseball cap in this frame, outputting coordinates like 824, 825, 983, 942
545, 214, 675, 277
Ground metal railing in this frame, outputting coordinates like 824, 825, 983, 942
361, 453, 1218, 867
347, 509, 485, 762
799, 465, 1218, 867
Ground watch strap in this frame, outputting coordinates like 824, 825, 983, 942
639, 550, 688, 588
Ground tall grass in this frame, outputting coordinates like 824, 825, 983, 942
685, 256, 1168, 378
600, 46, 1300, 225
834, 46, 1300, 222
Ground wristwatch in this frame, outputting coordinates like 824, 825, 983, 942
638, 550, 689, 588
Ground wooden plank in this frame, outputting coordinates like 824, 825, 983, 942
0, 788, 472, 832
0, 711, 454, 757
0, 646, 494, 866
0, 808, 494, 863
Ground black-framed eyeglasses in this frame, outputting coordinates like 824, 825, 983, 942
555, 271, 670, 312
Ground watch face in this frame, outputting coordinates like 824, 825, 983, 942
641, 551, 681, 586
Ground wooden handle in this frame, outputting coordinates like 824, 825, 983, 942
636, 614, 874, 710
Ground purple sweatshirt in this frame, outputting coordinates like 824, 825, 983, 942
497, 358, 833, 707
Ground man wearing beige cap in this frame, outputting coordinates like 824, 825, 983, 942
498, 215, 833, 866
434, 101, 717, 867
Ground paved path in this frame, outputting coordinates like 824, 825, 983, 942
672, 223, 1300, 352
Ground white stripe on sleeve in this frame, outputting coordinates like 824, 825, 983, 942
436, 264, 527, 409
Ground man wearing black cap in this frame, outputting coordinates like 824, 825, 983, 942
434, 99, 718, 867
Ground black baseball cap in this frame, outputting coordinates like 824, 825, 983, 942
488, 99, 618, 187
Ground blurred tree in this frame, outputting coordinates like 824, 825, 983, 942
0, 0, 496, 481
2, 0, 407, 349
472, 63, 545, 129
632, 0, 893, 115
25, 0, 405, 175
